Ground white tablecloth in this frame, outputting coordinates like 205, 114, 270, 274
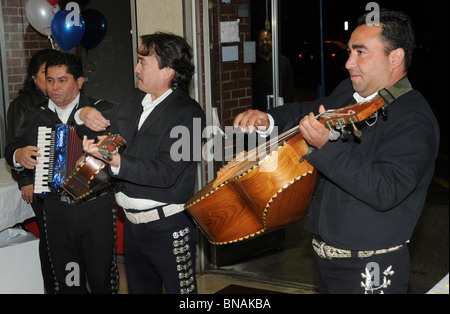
427, 274, 449, 294
0, 159, 34, 232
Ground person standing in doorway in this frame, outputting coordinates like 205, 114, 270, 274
252, 29, 295, 111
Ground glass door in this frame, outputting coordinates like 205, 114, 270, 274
200, 0, 333, 290
203, 0, 293, 270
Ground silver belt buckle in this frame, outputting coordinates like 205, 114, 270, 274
312, 238, 327, 259
124, 208, 160, 224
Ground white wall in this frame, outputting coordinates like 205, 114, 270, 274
136, 0, 184, 38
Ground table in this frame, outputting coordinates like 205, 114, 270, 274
0, 159, 34, 232
427, 274, 449, 294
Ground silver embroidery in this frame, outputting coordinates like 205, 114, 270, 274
361, 264, 395, 294
172, 227, 196, 294
174, 236, 190, 247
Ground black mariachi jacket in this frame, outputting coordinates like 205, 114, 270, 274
7, 86, 47, 144
96, 88, 206, 205
267, 78, 440, 250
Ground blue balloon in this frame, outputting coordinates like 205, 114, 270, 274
80, 9, 107, 50
51, 9, 85, 52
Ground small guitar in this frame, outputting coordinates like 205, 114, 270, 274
97, 134, 127, 161
62, 134, 126, 202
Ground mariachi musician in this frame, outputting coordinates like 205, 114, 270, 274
234, 10, 440, 294
5, 51, 118, 294
79, 32, 205, 294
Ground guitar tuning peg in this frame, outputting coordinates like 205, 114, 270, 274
328, 127, 340, 141
351, 122, 362, 138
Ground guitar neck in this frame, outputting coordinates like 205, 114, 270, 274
220, 97, 386, 171
317, 97, 385, 129
97, 134, 126, 161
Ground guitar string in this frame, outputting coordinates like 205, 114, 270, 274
227, 108, 341, 167
221, 126, 300, 171
217, 98, 386, 186
220, 99, 383, 172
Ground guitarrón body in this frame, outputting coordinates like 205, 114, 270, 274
186, 98, 386, 245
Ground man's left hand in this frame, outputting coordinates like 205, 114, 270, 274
299, 105, 330, 149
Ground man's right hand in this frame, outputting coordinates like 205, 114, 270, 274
79, 107, 110, 132
233, 109, 270, 133
15, 146, 40, 169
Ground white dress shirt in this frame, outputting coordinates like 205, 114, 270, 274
48, 93, 81, 124
353, 91, 378, 103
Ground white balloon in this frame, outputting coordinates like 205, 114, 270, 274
25, 0, 60, 36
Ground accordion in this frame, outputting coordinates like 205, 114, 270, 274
34, 124, 84, 195
34, 124, 125, 202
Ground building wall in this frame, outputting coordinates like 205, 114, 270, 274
136, 0, 184, 38
1, 0, 52, 103
206, 0, 253, 127
2, 0, 254, 123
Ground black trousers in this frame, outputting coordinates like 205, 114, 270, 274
43, 192, 118, 294
123, 211, 197, 294
314, 245, 410, 294
30, 198, 55, 293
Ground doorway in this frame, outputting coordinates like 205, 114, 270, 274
196, 0, 331, 291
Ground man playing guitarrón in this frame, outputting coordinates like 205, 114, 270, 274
234, 10, 440, 294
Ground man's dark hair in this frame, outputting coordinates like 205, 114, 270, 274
256, 29, 271, 39
139, 32, 195, 93
45, 51, 84, 80
358, 9, 415, 71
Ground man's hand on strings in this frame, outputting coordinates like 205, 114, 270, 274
83, 136, 102, 159
233, 109, 270, 133
299, 105, 330, 149
83, 136, 121, 168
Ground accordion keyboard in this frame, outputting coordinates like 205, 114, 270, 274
34, 126, 53, 194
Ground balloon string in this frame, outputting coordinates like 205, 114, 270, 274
48, 35, 57, 50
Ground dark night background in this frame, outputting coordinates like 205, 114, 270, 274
240, 1, 448, 294
251, 0, 449, 155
